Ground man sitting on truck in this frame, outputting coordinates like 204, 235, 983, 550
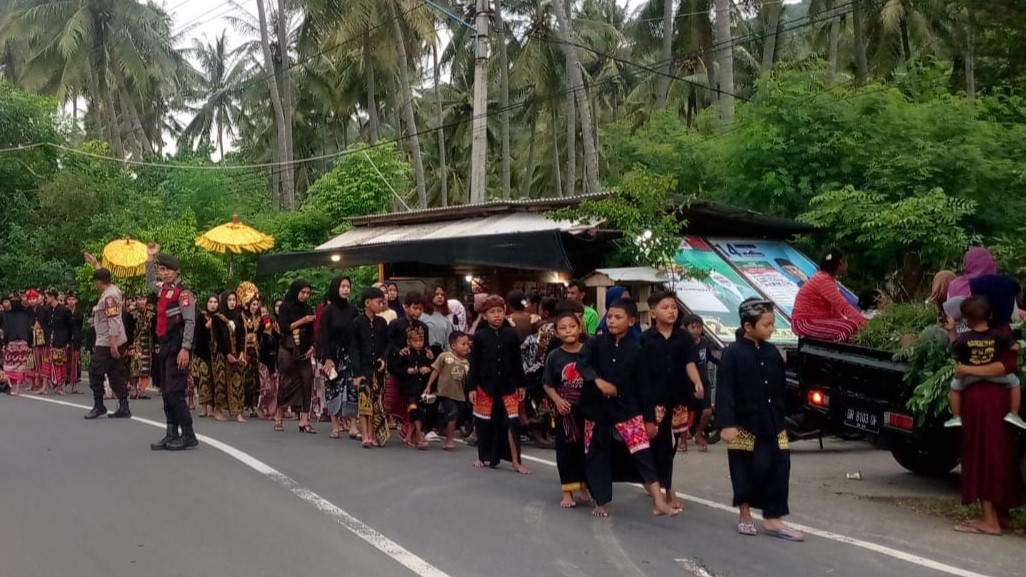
791, 248, 867, 342
944, 296, 1026, 430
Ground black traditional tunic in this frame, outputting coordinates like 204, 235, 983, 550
242, 311, 263, 408
191, 311, 215, 406
577, 332, 658, 506
544, 347, 587, 492
715, 335, 792, 519
641, 326, 700, 488
318, 298, 357, 418
349, 313, 390, 445
276, 287, 315, 413
466, 323, 524, 467
213, 308, 245, 415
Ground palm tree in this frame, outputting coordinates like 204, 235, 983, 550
387, 0, 426, 208
2, 0, 185, 156
550, 0, 600, 196
179, 32, 249, 157
713, 0, 734, 126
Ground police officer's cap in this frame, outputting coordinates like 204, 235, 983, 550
156, 253, 181, 271
93, 268, 112, 282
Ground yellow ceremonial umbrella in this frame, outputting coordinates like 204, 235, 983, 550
101, 236, 149, 278
195, 214, 275, 284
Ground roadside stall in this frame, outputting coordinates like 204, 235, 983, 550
582, 267, 670, 329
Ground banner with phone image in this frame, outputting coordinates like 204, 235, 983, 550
711, 239, 859, 316
672, 237, 797, 344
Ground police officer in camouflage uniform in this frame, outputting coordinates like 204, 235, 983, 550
145, 243, 199, 451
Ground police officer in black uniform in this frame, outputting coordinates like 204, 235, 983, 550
145, 243, 198, 451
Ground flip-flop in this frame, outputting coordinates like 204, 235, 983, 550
560, 501, 577, 509
737, 521, 758, 536
953, 523, 1001, 536
329, 431, 341, 439
765, 526, 805, 542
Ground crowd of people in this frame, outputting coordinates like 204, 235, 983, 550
0, 253, 805, 538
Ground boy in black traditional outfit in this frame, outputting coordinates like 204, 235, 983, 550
717, 298, 804, 541
466, 295, 531, 474
578, 298, 680, 518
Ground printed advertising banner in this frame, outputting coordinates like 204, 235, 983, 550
711, 239, 859, 315
672, 237, 797, 344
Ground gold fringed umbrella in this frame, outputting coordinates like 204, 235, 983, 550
195, 214, 275, 254
102, 236, 149, 277
195, 214, 275, 284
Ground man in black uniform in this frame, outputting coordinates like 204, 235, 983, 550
145, 243, 199, 451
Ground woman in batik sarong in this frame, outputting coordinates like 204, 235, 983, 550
318, 276, 358, 439
3, 294, 32, 395
213, 291, 246, 422
194, 295, 219, 418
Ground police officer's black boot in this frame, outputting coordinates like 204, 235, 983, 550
83, 395, 108, 420
166, 422, 198, 451
150, 424, 178, 450
110, 398, 132, 419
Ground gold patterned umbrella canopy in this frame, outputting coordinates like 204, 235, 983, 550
102, 237, 149, 277
195, 214, 275, 254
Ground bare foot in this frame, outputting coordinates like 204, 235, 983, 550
512, 464, 533, 475
213, 413, 228, 422
236, 415, 247, 423
653, 501, 682, 517
472, 459, 486, 468
592, 505, 610, 518
579, 489, 594, 504
560, 493, 577, 509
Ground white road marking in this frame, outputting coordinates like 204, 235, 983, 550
21, 395, 453, 577
515, 452, 996, 577
675, 558, 716, 577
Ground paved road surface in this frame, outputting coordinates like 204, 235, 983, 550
0, 394, 1017, 577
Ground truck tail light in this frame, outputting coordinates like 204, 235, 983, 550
884, 411, 914, 431
808, 390, 829, 407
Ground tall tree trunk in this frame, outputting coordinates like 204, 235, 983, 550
277, 0, 296, 200
564, 58, 576, 197
388, 0, 427, 208
521, 109, 538, 200
900, 18, 912, 64
364, 29, 380, 144
828, 1, 841, 77
853, 0, 869, 86
103, 83, 126, 158
964, 9, 976, 101
551, 0, 600, 196
218, 122, 224, 159
271, 122, 281, 209
433, 45, 448, 206
119, 82, 151, 156
256, 0, 294, 210
496, 2, 511, 201
760, 0, 782, 71
655, 0, 674, 108
713, 0, 734, 127
703, 44, 717, 107
551, 107, 563, 198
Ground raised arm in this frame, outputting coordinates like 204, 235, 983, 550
144, 243, 161, 294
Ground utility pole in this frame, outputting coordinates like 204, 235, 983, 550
469, 0, 490, 204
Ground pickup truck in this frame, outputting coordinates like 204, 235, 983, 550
793, 337, 1026, 479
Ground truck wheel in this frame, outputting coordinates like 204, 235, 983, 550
890, 445, 959, 477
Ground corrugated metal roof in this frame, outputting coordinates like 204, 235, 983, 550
350, 193, 611, 227
317, 212, 595, 251
588, 267, 670, 284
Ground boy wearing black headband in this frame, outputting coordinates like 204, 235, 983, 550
717, 298, 804, 542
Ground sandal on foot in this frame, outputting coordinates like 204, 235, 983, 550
953, 523, 1001, 536
273, 421, 284, 432
765, 526, 804, 542
329, 430, 341, 439
298, 425, 317, 434
738, 521, 758, 536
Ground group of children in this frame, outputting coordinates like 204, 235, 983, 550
371, 285, 804, 540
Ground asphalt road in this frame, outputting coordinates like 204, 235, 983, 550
0, 394, 1018, 577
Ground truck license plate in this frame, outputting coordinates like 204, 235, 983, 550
844, 407, 880, 434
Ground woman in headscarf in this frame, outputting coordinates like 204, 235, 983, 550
257, 299, 282, 419
194, 294, 220, 419
382, 281, 406, 321
596, 286, 642, 337
213, 291, 246, 423
948, 247, 997, 299
274, 279, 317, 434
318, 276, 359, 439
791, 248, 867, 342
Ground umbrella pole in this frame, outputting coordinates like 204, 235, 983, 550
228, 253, 235, 287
